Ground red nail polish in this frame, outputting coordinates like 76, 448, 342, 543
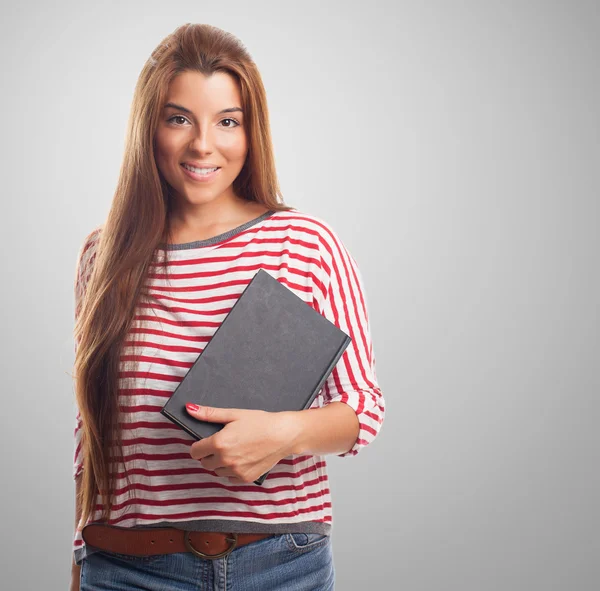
186, 403, 200, 412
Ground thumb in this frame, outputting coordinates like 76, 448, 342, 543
185, 403, 238, 423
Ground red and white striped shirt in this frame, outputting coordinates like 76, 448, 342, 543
72, 208, 385, 565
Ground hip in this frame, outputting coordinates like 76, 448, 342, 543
80, 531, 334, 590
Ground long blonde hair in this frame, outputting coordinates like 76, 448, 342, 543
74, 23, 294, 530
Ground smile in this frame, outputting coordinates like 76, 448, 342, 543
180, 163, 221, 182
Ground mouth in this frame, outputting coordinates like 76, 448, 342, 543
180, 163, 221, 182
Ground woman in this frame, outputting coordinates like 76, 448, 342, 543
71, 23, 385, 591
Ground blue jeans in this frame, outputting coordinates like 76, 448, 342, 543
80, 532, 335, 590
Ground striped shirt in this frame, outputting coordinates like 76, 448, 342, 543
72, 208, 385, 565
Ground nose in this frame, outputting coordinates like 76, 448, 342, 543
188, 124, 214, 155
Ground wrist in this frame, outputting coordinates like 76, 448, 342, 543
281, 410, 308, 456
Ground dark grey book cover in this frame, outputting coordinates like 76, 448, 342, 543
160, 268, 351, 485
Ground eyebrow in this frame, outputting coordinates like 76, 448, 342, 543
163, 102, 243, 115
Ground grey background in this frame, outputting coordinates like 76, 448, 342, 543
0, 0, 598, 589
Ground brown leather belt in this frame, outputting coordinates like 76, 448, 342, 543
82, 523, 274, 560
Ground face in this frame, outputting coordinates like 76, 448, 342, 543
153, 70, 248, 210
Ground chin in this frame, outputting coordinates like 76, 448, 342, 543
182, 188, 228, 203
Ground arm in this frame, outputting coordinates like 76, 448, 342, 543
285, 402, 360, 456
311, 223, 386, 458
70, 474, 82, 590
70, 230, 100, 590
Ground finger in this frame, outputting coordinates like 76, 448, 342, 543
199, 454, 223, 471
214, 466, 237, 479
186, 404, 240, 423
189, 438, 217, 460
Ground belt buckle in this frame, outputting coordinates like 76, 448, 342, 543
184, 531, 238, 560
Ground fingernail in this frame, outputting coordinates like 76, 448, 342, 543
186, 403, 200, 412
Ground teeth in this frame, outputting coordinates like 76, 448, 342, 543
183, 164, 218, 174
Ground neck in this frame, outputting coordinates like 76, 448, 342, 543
166, 194, 270, 245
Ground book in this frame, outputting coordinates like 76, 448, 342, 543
160, 268, 351, 485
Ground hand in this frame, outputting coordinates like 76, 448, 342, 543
70, 567, 81, 591
185, 403, 299, 484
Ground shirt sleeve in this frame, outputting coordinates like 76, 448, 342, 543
314, 223, 385, 458
72, 227, 101, 480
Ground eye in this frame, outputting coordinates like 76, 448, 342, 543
166, 115, 240, 128
220, 118, 240, 128
167, 115, 189, 126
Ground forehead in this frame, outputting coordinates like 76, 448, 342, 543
165, 71, 242, 110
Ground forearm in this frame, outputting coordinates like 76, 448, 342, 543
286, 401, 360, 456
72, 474, 82, 573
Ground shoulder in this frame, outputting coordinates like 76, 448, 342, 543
275, 208, 356, 270
78, 225, 102, 257
271, 208, 348, 256
75, 224, 103, 277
